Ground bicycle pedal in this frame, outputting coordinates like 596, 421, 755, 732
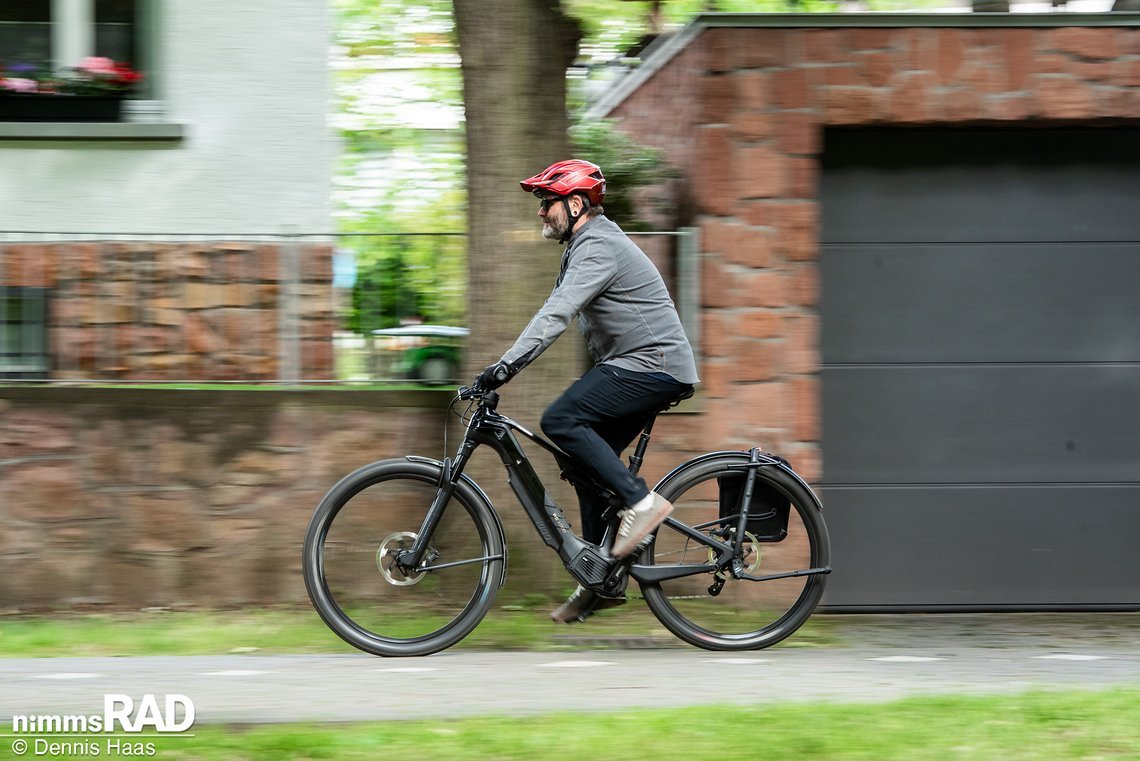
576, 595, 626, 623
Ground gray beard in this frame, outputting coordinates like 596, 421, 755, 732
542, 218, 568, 240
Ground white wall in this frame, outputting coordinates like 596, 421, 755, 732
0, 1, 332, 235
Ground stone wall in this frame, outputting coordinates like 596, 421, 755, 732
0, 241, 335, 381
0, 386, 709, 609
0, 388, 447, 609
611, 21, 1140, 482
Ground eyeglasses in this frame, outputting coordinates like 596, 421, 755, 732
537, 196, 560, 211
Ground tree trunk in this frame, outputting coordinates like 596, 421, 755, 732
454, 0, 584, 596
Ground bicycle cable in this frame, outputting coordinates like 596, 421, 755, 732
443, 392, 477, 461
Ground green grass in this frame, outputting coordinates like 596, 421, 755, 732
8, 689, 1139, 760
0, 608, 351, 658
0, 602, 836, 658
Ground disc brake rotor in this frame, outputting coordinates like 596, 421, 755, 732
708, 531, 763, 576
741, 532, 762, 573
377, 531, 426, 586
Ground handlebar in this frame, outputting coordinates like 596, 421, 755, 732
457, 386, 500, 409
460, 363, 510, 402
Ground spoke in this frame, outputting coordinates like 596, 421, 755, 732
416, 554, 503, 573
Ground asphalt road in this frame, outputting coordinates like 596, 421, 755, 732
1, 614, 1137, 725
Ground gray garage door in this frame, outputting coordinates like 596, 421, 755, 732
818, 128, 1140, 610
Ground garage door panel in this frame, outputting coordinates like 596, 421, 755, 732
822, 243, 1140, 363
820, 127, 1140, 609
821, 128, 1140, 244
823, 365, 1140, 484
820, 485, 1140, 608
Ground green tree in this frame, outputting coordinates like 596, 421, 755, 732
570, 121, 676, 231
333, 0, 467, 332
452, 0, 586, 594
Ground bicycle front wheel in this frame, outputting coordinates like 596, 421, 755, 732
641, 452, 830, 651
303, 459, 506, 657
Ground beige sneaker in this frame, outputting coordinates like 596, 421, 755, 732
550, 586, 627, 624
611, 492, 674, 558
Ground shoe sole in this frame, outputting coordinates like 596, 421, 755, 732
551, 595, 627, 624
611, 502, 674, 558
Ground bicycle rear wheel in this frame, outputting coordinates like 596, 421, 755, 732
303, 459, 506, 657
641, 452, 830, 651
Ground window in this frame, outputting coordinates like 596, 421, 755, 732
0, 288, 50, 379
95, 0, 137, 65
0, 4, 51, 73
1, 0, 139, 83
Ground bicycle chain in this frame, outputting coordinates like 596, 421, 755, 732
600, 532, 754, 602
623, 593, 719, 601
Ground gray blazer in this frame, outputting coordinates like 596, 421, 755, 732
501, 215, 699, 385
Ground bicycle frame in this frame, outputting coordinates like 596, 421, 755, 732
306, 387, 832, 656
395, 389, 752, 590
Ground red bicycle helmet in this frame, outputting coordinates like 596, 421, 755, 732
520, 159, 606, 206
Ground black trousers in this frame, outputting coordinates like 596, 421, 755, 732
540, 364, 691, 544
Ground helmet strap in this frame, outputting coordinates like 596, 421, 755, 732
558, 194, 589, 244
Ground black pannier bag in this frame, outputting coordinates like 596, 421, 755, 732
717, 472, 790, 542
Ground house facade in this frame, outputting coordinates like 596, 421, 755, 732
1, 0, 335, 380
597, 14, 1140, 610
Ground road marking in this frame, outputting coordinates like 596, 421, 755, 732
704, 658, 770, 665
375, 667, 440, 673
1034, 654, 1108, 661
538, 660, 617, 668
870, 656, 946, 663
203, 670, 273, 676
32, 673, 102, 680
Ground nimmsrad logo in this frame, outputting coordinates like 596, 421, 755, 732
11, 694, 195, 734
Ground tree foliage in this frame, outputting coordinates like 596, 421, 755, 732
335, 0, 927, 334
332, 0, 466, 331
330, 0, 677, 335
570, 121, 677, 232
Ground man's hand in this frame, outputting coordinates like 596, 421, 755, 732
474, 361, 514, 391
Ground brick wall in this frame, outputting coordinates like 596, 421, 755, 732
0, 387, 703, 609
0, 389, 446, 609
612, 22, 1140, 482
0, 241, 335, 381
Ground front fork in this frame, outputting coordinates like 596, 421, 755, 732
392, 437, 479, 573
406, 420, 628, 591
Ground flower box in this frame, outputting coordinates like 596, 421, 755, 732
0, 94, 124, 123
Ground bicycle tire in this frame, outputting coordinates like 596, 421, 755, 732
303, 459, 506, 657
641, 452, 830, 651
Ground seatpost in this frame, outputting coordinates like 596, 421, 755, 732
627, 415, 658, 477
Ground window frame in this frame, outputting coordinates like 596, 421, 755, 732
0, 1, 180, 136
1, 0, 151, 123
0, 286, 51, 380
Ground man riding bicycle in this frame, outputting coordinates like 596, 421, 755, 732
472, 159, 699, 623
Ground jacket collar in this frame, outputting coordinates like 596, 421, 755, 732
565, 214, 606, 247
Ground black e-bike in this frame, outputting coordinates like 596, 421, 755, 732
303, 384, 830, 656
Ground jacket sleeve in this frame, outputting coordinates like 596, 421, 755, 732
499, 238, 615, 371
